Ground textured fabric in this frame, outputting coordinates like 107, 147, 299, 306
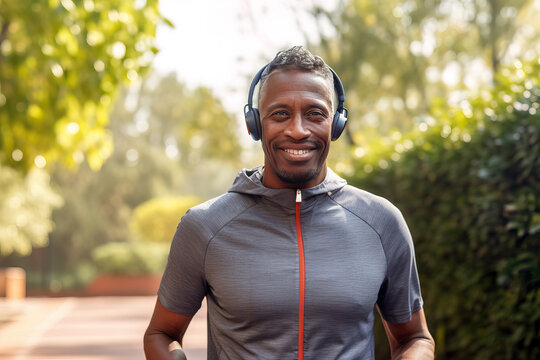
158, 166, 423, 359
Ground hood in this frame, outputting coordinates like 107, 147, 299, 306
228, 166, 347, 210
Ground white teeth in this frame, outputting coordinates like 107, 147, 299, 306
284, 149, 309, 155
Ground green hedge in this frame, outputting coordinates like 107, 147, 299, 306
91, 241, 169, 276
348, 61, 540, 359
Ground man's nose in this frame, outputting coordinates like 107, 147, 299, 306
284, 112, 310, 139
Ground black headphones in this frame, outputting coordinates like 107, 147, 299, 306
243, 65, 349, 141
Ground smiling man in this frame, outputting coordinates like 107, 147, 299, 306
144, 46, 435, 360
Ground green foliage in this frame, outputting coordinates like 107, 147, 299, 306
0, 0, 163, 171
312, 0, 537, 144
91, 241, 169, 275
25, 263, 97, 291
127, 74, 243, 168
48, 141, 185, 270
130, 196, 201, 243
0, 165, 62, 256
47, 74, 239, 274
348, 59, 540, 359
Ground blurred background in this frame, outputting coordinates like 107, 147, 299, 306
1, 0, 540, 359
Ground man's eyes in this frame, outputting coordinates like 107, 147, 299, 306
270, 110, 327, 119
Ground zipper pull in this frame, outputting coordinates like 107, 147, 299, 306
296, 189, 302, 203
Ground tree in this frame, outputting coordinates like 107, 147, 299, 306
127, 73, 244, 169
45, 74, 242, 281
0, 165, 62, 256
309, 0, 536, 141
0, 0, 164, 171
0, 0, 165, 262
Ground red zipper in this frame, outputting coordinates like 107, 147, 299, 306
295, 189, 305, 360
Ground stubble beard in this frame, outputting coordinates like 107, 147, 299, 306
276, 169, 321, 188
273, 164, 324, 188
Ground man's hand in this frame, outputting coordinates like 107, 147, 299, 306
168, 341, 188, 360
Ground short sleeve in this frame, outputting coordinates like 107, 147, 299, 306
158, 209, 209, 316
376, 206, 423, 323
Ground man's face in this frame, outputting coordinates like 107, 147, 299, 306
259, 69, 333, 189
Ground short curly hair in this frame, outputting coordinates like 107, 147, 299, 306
258, 46, 334, 105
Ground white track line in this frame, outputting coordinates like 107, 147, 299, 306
13, 298, 76, 360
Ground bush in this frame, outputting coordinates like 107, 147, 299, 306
25, 264, 97, 292
91, 241, 169, 276
349, 60, 540, 360
129, 196, 201, 243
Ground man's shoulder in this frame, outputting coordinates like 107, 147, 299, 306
332, 185, 405, 235
181, 191, 257, 233
334, 185, 398, 214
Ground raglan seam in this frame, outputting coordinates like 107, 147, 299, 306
326, 192, 390, 279
202, 195, 261, 280
330, 187, 423, 323
328, 191, 420, 322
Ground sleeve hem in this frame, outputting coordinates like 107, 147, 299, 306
158, 290, 201, 317
380, 299, 424, 324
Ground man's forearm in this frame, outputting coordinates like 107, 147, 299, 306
392, 337, 435, 360
144, 332, 188, 360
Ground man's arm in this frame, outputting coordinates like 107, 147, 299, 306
144, 298, 194, 360
379, 308, 435, 360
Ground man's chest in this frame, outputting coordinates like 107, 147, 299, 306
204, 208, 386, 323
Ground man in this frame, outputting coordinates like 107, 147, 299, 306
144, 46, 435, 359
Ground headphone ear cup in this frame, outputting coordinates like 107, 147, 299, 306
244, 65, 267, 142
331, 110, 348, 141
245, 107, 262, 141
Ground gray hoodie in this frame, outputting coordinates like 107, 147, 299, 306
159, 166, 423, 359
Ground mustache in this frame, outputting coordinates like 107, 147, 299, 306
273, 139, 322, 149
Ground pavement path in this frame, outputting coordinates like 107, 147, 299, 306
0, 296, 207, 360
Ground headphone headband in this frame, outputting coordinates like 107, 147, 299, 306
244, 64, 348, 141
246, 65, 267, 112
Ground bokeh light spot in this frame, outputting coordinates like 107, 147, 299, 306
12, 149, 23, 161
34, 155, 47, 168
